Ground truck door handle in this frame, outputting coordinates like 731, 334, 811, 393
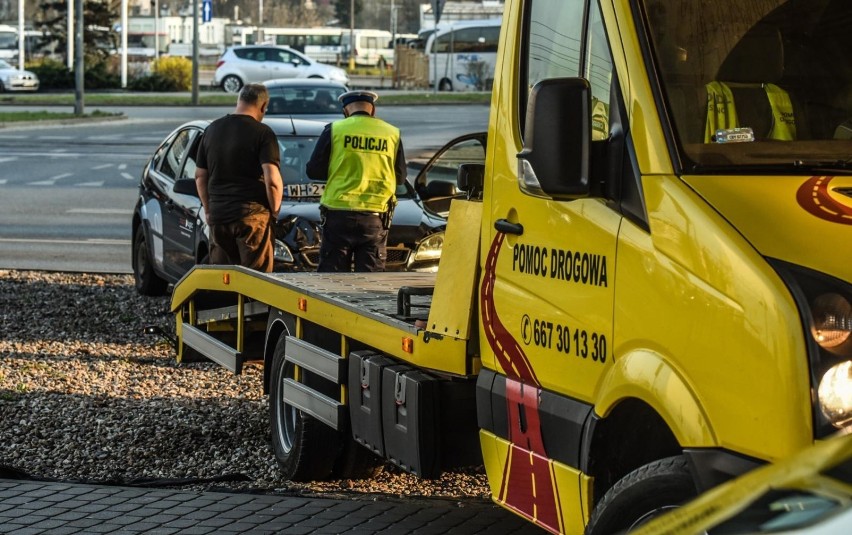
495, 219, 523, 235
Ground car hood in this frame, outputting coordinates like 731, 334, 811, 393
277, 197, 446, 244
682, 174, 852, 281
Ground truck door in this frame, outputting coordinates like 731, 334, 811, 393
484, 0, 618, 402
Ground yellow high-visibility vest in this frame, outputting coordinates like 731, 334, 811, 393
322, 116, 400, 212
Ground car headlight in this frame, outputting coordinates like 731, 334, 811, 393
771, 260, 852, 436
273, 239, 294, 263
412, 231, 444, 262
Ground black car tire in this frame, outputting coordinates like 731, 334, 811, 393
133, 226, 168, 296
269, 333, 340, 481
221, 75, 243, 93
585, 455, 697, 535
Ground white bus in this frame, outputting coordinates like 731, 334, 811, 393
342, 29, 394, 67
424, 18, 501, 91
0, 24, 18, 62
263, 27, 344, 64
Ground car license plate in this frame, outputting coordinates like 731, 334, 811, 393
286, 183, 325, 198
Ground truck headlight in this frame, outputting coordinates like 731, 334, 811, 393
274, 239, 294, 263
412, 232, 444, 262
811, 293, 852, 349
771, 260, 852, 436
818, 361, 852, 428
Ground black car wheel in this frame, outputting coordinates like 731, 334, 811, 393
133, 226, 168, 296
269, 333, 341, 481
221, 75, 243, 93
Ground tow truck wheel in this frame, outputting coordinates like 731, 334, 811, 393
333, 437, 384, 479
269, 334, 340, 481
133, 226, 168, 296
585, 455, 697, 535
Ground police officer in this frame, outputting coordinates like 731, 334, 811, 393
306, 90, 407, 272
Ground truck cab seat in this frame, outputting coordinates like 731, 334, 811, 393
705, 24, 798, 142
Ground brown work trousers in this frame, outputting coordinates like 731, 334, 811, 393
210, 212, 275, 272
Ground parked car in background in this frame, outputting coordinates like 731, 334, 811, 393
214, 45, 349, 93
132, 117, 450, 295
263, 78, 347, 122
0, 59, 38, 92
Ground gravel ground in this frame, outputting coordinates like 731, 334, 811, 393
0, 270, 491, 502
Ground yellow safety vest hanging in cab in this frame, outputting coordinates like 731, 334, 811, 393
704, 81, 796, 142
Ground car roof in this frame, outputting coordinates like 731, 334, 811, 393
175, 118, 327, 137
263, 78, 348, 89
263, 117, 328, 136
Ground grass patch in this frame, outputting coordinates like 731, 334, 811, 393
0, 90, 490, 107
0, 109, 123, 123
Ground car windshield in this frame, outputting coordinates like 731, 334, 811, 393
0, 59, 11, 69
267, 85, 346, 115
643, 0, 852, 173
278, 134, 414, 199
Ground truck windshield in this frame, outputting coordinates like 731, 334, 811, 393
643, 0, 852, 173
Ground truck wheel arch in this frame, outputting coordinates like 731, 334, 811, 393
585, 349, 716, 504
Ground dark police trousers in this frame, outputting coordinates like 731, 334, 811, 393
318, 210, 388, 272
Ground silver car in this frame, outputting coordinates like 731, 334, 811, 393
0, 59, 38, 92
214, 45, 349, 93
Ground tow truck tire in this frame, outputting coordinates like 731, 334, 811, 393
333, 437, 384, 480
269, 334, 339, 481
133, 227, 168, 296
585, 455, 697, 535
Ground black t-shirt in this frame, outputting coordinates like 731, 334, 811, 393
196, 114, 280, 225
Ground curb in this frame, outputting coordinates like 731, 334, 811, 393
0, 113, 127, 130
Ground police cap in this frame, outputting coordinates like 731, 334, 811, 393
339, 90, 379, 107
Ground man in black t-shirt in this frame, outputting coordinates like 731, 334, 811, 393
195, 84, 283, 272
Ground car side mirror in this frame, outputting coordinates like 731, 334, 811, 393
173, 179, 199, 196
457, 163, 485, 200
424, 181, 456, 198
517, 78, 591, 199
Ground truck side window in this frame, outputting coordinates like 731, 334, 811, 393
586, 4, 614, 141
523, 0, 613, 140
525, 0, 584, 89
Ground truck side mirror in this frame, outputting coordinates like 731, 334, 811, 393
457, 163, 484, 200
517, 78, 591, 199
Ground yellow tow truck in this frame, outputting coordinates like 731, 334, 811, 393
170, 0, 852, 533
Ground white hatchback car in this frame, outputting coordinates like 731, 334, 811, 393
214, 45, 349, 93
0, 59, 39, 92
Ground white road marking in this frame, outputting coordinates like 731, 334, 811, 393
92, 164, 112, 170
76, 181, 106, 187
0, 238, 130, 245
28, 180, 57, 186
0, 179, 7, 185
51, 173, 72, 181
40, 136, 73, 141
0, 157, 17, 163
122, 172, 135, 180
118, 164, 127, 170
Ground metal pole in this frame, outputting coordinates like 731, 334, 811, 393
17, 0, 24, 70
121, 0, 127, 87
154, 0, 159, 62
192, 0, 199, 105
67, 0, 73, 69
348, 0, 354, 71
74, 0, 84, 115
391, 2, 397, 89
